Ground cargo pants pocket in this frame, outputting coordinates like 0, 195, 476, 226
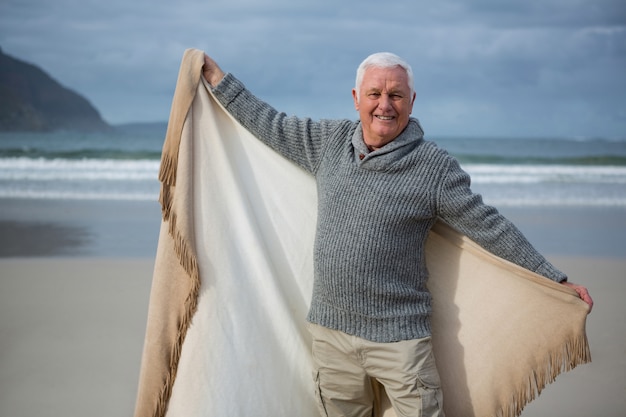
414, 345, 444, 417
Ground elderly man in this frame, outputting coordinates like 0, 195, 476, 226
201, 52, 593, 417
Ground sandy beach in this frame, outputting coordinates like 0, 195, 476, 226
0, 198, 625, 416
0, 257, 154, 417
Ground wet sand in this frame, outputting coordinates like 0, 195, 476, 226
0, 198, 624, 416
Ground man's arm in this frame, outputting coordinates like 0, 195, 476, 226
199, 54, 348, 175
436, 155, 594, 311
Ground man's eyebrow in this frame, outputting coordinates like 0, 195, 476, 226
384, 88, 407, 96
364, 87, 407, 96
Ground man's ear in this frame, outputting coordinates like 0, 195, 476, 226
352, 89, 359, 111
409, 91, 416, 114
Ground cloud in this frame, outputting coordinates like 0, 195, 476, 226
1, 0, 624, 137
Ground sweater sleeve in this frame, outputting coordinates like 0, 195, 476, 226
210, 73, 341, 174
436, 155, 567, 282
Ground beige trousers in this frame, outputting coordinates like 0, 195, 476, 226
308, 323, 444, 417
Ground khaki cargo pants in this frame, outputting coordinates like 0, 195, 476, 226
308, 323, 444, 417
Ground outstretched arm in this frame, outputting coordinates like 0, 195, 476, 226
198, 53, 342, 175
435, 156, 594, 313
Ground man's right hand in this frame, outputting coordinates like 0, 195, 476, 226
202, 54, 225, 87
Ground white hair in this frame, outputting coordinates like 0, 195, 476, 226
354, 52, 414, 101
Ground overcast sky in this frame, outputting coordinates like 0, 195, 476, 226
1, 0, 625, 138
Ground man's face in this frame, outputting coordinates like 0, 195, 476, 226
352, 65, 416, 151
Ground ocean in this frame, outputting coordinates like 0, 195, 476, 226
1, 126, 625, 207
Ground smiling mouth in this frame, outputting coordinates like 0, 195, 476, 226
375, 115, 394, 121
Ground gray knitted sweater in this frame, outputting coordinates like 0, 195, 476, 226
212, 73, 567, 343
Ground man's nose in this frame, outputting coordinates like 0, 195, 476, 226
378, 94, 392, 110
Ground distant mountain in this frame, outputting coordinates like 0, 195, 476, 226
0, 47, 111, 132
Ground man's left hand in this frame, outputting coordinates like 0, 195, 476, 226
562, 281, 594, 312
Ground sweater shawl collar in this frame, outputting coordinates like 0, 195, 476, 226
351, 117, 425, 170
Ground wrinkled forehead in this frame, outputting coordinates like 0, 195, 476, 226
361, 65, 411, 90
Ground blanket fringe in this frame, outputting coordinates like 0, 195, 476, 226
497, 333, 591, 417
158, 154, 178, 188
137, 48, 207, 417
158, 184, 174, 222
152, 207, 201, 417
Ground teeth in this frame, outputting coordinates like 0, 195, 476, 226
377, 116, 393, 120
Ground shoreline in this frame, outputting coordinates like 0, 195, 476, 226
0, 197, 625, 258
0, 198, 162, 258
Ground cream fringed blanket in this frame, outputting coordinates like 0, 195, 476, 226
134, 49, 591, 417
